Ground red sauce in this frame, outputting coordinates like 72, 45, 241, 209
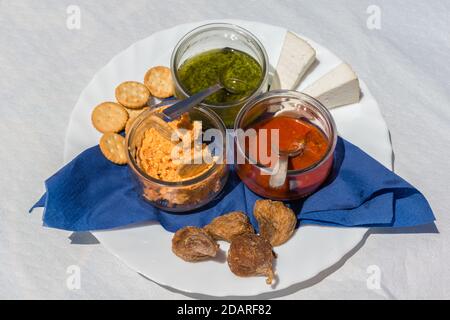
249, 116, 329, 170
236, 116, 333, 200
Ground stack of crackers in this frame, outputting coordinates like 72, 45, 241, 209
91, 66, 174, 164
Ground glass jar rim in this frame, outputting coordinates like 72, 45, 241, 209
233, 90, 338, 175
126, 105, 227, 187
170, 23, 269, 109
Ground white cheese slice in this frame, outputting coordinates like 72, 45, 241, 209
303, 63, 360, 109
275, 31, 316, 90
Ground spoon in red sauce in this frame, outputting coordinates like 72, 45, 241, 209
269, 139, 305, 188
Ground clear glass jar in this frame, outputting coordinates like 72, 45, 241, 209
126, 104, 229, 212
234, 90, 337, 200
171, 23, 269, 128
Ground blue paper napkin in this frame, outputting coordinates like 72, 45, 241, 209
30, 137, 435, 232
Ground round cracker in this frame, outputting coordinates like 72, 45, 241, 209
91, 102, 128, 133
125, 106, 149, 119
125, 115, 138, 136
124, 106, 149, 135
115, 81, 150, 109
99, 133, 127, 165
144, 66, 174, 99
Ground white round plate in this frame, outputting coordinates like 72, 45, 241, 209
64, 20, 392, 297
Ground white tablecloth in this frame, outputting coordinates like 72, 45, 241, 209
1, 0, 449, 299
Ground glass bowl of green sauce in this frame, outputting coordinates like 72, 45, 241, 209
171, 23, 269, 127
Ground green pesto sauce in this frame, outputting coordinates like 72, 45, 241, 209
177, 48, 263, 105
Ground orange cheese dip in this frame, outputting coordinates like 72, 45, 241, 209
138, 113, 212, 182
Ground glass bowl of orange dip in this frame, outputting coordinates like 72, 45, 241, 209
126, 103, 229, 212
234, 90, 337, 200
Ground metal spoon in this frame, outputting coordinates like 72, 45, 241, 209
145, 114, 176, 141
160, 71, 248, 122
147, 60, 248, 176
177, 147, 217, 178
269, 141, 305, 188
149, 77, 244, 140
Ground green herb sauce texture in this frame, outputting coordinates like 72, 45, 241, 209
177, 48, 263, 105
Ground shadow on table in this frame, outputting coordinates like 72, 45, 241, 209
69, 232, 99, 245
370, 222, 438, 235
67, 220, 162, 244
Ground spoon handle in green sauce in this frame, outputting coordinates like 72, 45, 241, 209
161, 83, 223, 121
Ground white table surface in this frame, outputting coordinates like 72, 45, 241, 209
1, 0, 449, 299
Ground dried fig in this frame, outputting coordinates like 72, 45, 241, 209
227, 233, 275, 284
253, 199, 297, 246
204, 211, 254, 242
172, 226, 219, 262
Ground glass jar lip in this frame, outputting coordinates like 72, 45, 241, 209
233, 90, 338, 175
126, 105, 227, 187
170, 22, 269, 109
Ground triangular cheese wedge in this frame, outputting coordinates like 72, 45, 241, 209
276, 31, 316, 90
303, 63, 360, 109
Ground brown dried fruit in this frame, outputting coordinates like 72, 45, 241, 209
253, 199, 297, 246
227, 233, 275, 284
172, 226, 219, 262
204, 211, 254, 242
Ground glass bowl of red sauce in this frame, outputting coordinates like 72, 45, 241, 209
234, 90, 337, 200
